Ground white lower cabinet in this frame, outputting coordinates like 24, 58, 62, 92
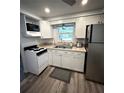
71, 53, 85, 72
52, 53, 61, 67
48, 49, 85, 72
62, 54, 73, 70
48, 50, 53, 65
62, 52, 85, 72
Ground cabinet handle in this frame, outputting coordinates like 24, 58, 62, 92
64, 52, 68, 53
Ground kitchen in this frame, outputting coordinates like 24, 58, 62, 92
20, 0, 104, 93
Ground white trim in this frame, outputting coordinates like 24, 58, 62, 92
50, 18, 76, 25
20, 9, 42, 20
47, 9, 104, 22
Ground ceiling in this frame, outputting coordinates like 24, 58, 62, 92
20, 0, 104, 18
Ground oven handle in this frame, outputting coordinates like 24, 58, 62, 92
36, 49, 47, 56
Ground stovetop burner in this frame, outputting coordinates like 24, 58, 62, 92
33, 48, 45, 51
24, 45, 46, 52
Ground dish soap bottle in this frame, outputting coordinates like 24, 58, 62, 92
76, 41, 80, 47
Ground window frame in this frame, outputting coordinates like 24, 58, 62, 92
57, 23, 75, 42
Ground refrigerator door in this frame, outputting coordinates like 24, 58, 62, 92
85, 43, 104, 83
91, 24, 104, 43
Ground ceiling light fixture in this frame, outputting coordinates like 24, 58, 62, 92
81, 0, 88, 5
44, 8, 50, 13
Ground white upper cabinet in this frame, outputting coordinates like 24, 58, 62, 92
40, 20, 53, 38
75, 14, 104, 38
75, 17, 86, 38
85, 14, 104, 25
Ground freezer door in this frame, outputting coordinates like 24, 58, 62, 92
85, 43, 104, 83
86, 25, 92, 43
91, 24, 104, 43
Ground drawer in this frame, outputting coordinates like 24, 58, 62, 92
72, 52, 85, 56
52, 50, 64, 54
61, 51, 73, 55
48, 50, 53, 53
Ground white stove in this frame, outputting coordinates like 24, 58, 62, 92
24, 45, 48, 75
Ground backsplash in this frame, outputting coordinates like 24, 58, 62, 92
73, 38, 86, 46
47, 38, 87, 47
38, 39, 53, 46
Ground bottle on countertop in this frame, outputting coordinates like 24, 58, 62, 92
76, 41, 82, 48
69, 42, 73, 47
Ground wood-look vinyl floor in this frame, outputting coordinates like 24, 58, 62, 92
21, 66, 104, 93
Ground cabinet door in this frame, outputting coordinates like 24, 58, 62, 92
62, 54, 73, 69
85, 14, 104, 25
85, 15, 97, 25
48, 50, 53, 65
52, 53, 61, 67
75, 17, 86, 38
40, 21, 52, 38
72, 53, 85, 72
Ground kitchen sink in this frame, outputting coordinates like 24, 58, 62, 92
54, 45, 72, 49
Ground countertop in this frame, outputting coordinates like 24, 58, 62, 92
38, 45, 86, 52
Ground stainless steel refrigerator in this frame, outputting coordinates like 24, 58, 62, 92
84, 24, 104, 84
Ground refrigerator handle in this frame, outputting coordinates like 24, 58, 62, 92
89, 24, 93, 43
85, 25, 89, 46
85, 25, 88, 38
86, 24, 93, 43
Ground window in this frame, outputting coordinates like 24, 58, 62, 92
58, 23, 75, 42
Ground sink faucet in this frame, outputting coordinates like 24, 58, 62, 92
60, 38, 62, 43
